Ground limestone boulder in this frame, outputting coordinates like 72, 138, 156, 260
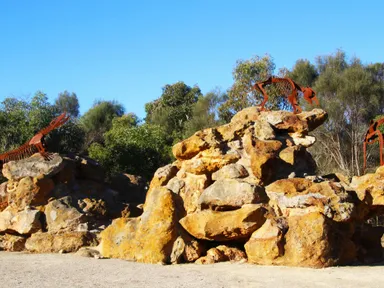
258, 109, 327, 133
211, 163, 249, 181
195, 246, 246, 264
350, 166, 384, 207
266, 178, 358, 222
170, 233, 206, 264
45, 197, 87, 232
172, 128, 219, 160
179, 204, 266, 241
25, 231, 97, 253
198, 179, 267, 211
0, 182, 8, 212
147, 164, 178, 192
0, 234, 26, 251
181, 147, 240, 175
245, 218, 285, 265
282, 212, 355, 268
173, 170, 210, 214
7, 176, 55, 209
2, 153, 64, 181
100, 187, 179, 264
78, 197, 108, 219
0, 206, 41, 234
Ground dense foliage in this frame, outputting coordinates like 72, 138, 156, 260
1, 50, 383, 179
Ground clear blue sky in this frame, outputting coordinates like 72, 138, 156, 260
1, 1, 383, 119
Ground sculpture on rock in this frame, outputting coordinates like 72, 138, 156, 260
363, 117, 384, 170
253, 76, 319, 114
0, 112, 70, 166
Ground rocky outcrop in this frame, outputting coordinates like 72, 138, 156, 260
100, 186, 181, 263
100, 107, 352, 267
0, 154, 146, 253
179, 204, 266, 241
4, 107, 384, 269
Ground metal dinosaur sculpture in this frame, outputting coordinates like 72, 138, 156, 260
253, 76, 319, 113
363, 117, 384, 171
0, 112, 70, 166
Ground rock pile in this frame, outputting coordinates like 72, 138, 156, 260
2, 107, 384, 268
0, 154, 145, 253
100, 107, 384, 267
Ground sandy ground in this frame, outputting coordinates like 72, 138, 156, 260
1, 252, 384, 288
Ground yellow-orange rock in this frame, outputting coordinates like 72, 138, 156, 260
0, 233, 26, 251
350, 166, 384, 206
147, 164, 179, 192
245, 218, 284, 265
45, 197, 86, 232
179, 204, 266, 241
198, 179, 267, 211
2, 153, 64, 181
100, 187, 179, 263
266, 178, 358, 222
181, 147, 240, 175
172, 128, 219, 160
7, 176, 54, 209
0, 206, 41, 234
195, 245, 247, 264
25, 231, 97, 253
282, 212, 355, 268
174, 171, 210, 214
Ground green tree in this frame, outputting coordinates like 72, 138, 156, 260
55, 91, 80, 118
309, 52, 384, 175
0, 91, 85, 156
218, 55, 277, 122
89, 115, 171, 179
145, 81, 202, 142
183, 89, 226, 138
287, 59, 318, 87
80, 100, 125, 148
0, 97, 30, 152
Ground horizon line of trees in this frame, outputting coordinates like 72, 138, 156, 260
1, 49, 383, 180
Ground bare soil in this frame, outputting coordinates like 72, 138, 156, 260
1, 252, 384, 288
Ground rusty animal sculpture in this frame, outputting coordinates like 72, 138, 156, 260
253, 76, 319, 113
363, 118, 384, 170
0, 112, 70, 166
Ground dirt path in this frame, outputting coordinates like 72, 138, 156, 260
1, 252, 383, 288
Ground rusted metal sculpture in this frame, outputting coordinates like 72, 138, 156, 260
0, 112, 70, 165
363, 118, 384, 170
253, 76, 319, 113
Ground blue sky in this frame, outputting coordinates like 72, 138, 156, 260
1, 1, 383, 119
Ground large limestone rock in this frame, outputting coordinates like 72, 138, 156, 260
172, 170, 210, 214
25, 231, 97, 253
45, 197, 86, 232
198, 179, 267, 211
244, 218, 285, 265
282, 212, 355, 267
100, 187, 179, 263
350, 166, 384, 207
265, 178, 359, 222
245, 212, 356, 268
7, 176, 55, 209
2, 153, 64, 181
179, 204, 266, 241
0, 234, 27, 251
0, 206, 41, 234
